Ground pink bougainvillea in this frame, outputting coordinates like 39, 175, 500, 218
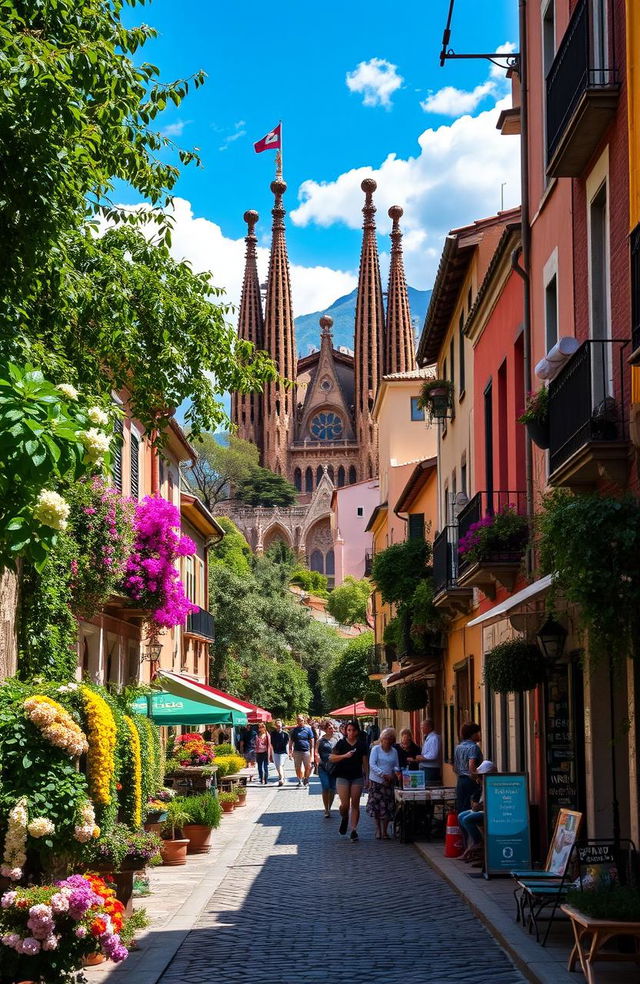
123, 496, 198, 629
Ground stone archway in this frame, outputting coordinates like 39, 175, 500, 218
263, 522, 293, 553
304, 517, 334, 586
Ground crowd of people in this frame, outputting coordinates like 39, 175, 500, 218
232, 715, 492, 854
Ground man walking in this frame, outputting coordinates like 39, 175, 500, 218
271, 719, 290, 787
416, 718, 442, 783
288, 714, 315, 787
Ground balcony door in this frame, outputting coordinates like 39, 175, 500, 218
590, 0, 608, 82
589, 179, 612, 406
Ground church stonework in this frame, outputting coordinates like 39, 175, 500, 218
225, 177, 416, 580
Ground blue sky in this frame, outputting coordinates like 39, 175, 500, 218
119, 0, 519, 316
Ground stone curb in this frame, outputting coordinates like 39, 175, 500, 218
413, 842, 575, 984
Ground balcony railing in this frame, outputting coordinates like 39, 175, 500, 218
364, 550, 374, 577
433, 525, 459, 595
457, 490, 527, 574
368, 643, 389, 678
548, 339, 629, 478
546, 0, 618, 175
185, 607, 215, 641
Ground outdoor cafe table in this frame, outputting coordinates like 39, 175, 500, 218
561, 904, 640, 984
393, 787, 456, 843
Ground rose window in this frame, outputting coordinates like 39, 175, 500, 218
310, 412, 343, 441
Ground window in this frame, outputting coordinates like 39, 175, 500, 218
357, 506, 364, 517
310, 411, 343, 441
130, 433, 139, 499
408, 513, 424, 540
542, 0, 556, 77
316, 465, 323, 485
348, 466, 357, 485
327, 465, 334, 484
449, 338, 455, 417
589, 180, 611, 401
460, 456, 467, 496
459, 312, 466, 394
294, 468, 302, 492
337, 465, 346, 487
410, 396, 425, 421
545, 274, 558, 351
112, 419, 123, 493
310, 549, 324, 573
484, 381, 494, 498
305, 467, 313, 493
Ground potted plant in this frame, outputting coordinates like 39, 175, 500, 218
144, 787, 174, 828
218, 791, 238, 814
89, 824, 162, 913
565, 884, 640, 922
518, 387, 549, 449
233, 783, 248, 807
484, 638, 547, 694
172, 733, 216, 767
182, 793, 222, 854
159, 799, 191, 866
385, 687, 398, 710
417, 378, 454, 423
458, 505, 529, 567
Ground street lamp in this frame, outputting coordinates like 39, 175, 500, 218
141, 640, 163, 663
536, 616, 567, 663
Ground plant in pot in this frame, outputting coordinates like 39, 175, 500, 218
215, 743, 235, 757
182, 793, 222, 854
385, 687, 398, 711
172, 733, 216, 767
566, 884, 640, 922
159, 799, 191, 866
233, 783, 248, 807
458, 505, 529, 567
417, 378, 454, 424
218, 791, 238, 815
88, 824, 162, 914
518, 387, 549, 449
483, 638, 547, 694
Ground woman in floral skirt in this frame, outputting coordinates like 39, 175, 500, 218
366, 727, 401, 840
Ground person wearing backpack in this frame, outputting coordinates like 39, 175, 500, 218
315, 720, 339, 817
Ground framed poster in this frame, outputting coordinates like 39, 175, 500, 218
545, 808, 581, 875
483, 773, 531, 878
402, 770, 425, 790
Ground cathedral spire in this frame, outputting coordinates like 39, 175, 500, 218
384, 205, 416, 374
354, 178, 385, 479
262, 179, 297, 475
231, 210, 265, 451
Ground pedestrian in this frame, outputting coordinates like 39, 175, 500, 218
217, 729, 229, 745
242, 724, 258, 778
288, 713, 315, 787
366, 727, 401, 840
457, 760, 497, 861
415, 718, 442, 783
453, 722, 483, 813
270, 718, 290, 786
366, 718, 380, 746
315, 720, 339, 817
394, 727, 421, 770
255, 721, 272, 785
329, 719, 369, 841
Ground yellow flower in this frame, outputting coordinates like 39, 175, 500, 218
23, 695, 88, 758
124, 715, 143, 828
80, 687, 117, 806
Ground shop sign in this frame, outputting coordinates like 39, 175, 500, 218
483, 773, 531, 878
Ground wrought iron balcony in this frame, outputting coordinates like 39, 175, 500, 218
432, 525, 472, 614
456, 491, 528, 597
368, 643, 390, 679
546, 0, 619, 177
185, 607, 215, 641
548, 339, 630, 488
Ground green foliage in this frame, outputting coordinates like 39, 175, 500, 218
0, 363, 112, 571
218, 790, 239, 805
160, 798, 192, 839
182, 793, 222, 829
209, 516, 253, 576
290, 565, 329, 597
385, 687, 398, 710
363, 682, 386, 709
416, 378, 454, 423
327, 576, 371, 625
90, 823, 162, 870
323, 631, 374, 710
215, 743, 235, 757
18, 535, 78, 681
237, 467, 297, 507
566, 886, 640, 922
185, 433, 260, 510
212, 754, 245, 778
409, 579, 442, 641
371, 538, 430, 607
120, 907, 150, 949
517, 387, 548, 425
396, 681, 429, 712
458, 505, 529, 564
484, 639, 547, 694
538, 490, 640, 664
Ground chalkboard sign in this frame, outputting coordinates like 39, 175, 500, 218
483, 773, 531, 878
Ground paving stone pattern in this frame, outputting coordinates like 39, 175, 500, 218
158, 778, 526, 984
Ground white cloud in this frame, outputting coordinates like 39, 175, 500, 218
490, 42, 518, 79
290, 96, 520, 289
420, 80, 495, 116
345, 58, 403, 108
161, 119, 190, 138
219, 120, 247, 151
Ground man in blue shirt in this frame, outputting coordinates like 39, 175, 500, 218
288, 713, 315, 787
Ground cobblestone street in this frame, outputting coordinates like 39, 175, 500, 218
157, 778, 525, 984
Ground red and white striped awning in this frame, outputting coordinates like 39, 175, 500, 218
156, 670, 271, 722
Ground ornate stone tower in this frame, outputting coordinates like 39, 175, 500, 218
262, 180, 297, 475
384, 205, 416, 374
231, 209, 265, 451
353, 178, 385, 479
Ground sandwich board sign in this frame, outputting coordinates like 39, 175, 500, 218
483, 773, 531, 878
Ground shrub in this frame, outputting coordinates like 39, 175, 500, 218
484, 638, 547, 694
385, 687, 398, 710
215, 742, 235, 757
566, 885, 640, 922
218, 790, 238, 805
396, 682, 428, 712
458, 505, 528, 564
214, 754, 245, 777
182, 793, 221, 829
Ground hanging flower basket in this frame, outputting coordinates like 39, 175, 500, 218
417, 379, 454, 423
385, 687, 398, 710
483, 638, 547, 694
518, 388, 549, 449
396, 681, 429, 711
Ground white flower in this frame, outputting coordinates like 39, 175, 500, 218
27, 817, 55, 838
87, 406, 110, 427
80, 428, 111, 462
56, 383, 78, 400
33, 489, 70, 531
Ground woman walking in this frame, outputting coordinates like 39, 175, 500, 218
367, 727, 401, 839
329, 719, 369, 841
316, 720, 339, 817
255, 721, 272, 785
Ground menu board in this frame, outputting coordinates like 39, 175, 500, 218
483, 773, 531, 878
545, 664, 579, 836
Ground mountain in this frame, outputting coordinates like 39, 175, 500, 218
295, 286, 432, 357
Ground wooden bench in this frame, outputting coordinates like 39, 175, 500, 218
561, 904, 640, 984
218, 772, 249, 793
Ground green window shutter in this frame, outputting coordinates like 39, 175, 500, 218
408, 513, 425, 540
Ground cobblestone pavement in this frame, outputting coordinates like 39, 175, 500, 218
157, 778, 526, 984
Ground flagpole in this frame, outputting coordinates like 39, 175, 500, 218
276, 119, 283, 180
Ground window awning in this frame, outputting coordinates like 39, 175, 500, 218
131, 692, 247, 726
466, 574, 554, 628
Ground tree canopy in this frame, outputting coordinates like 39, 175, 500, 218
237, 468, 297, 508
327, 576, 371, 625
186, 434, 260, 511
208, 517, 252, 577
323, 631, 374, 711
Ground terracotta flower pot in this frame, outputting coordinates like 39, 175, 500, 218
160, 838, 190, 866
220, 801, 235, 814
184, 824, 214, 854
235, 793, 247, 808
83, 953, 106, 967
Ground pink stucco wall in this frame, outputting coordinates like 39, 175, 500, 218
331, 479, 379, 585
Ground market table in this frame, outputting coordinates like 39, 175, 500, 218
393, 787, 456, 843
561, 904, 640, 984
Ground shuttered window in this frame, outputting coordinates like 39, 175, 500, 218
408, 513, 425, 541
113, 418, 123, 493
130, 433, 140, 499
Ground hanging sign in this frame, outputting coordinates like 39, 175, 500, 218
483, 772, 531, 878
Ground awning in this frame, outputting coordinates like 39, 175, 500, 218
329, 701, 379, 718
466, 574, 554, 628
131, 692, 247, 726
156, 670, 250, 714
